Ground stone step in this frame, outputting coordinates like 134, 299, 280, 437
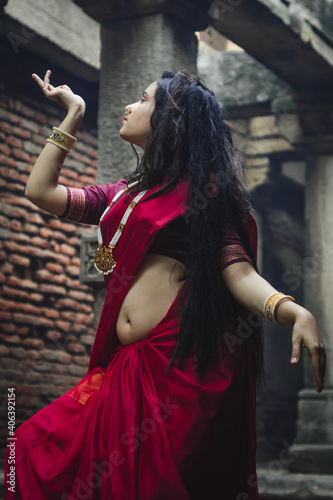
257, 467, 333, 500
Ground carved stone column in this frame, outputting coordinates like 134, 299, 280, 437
274, 92, 333, 477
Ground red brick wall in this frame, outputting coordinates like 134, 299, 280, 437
0, 93, 98, 467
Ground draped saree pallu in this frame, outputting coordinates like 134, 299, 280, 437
4, 179, 259, 500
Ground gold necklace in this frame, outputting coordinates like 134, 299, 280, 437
94, 181, 147, 275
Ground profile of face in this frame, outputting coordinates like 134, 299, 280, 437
119, 81, 157, 149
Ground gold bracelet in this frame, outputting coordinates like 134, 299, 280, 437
264, 292, 295, 325
46, 127, 77, 153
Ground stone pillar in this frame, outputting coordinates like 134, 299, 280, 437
276, 93, 333, 475
288, 153, 333, 474
97, 13, 198, 183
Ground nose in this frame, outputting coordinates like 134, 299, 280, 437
125, 105, 132, 116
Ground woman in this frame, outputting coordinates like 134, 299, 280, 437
4, 69, 325, 500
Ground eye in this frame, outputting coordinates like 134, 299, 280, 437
140, 97, 145, 102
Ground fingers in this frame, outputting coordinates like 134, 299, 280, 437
290, 336, 301, 364
310, 346, 326, 393
32, 70, 53, 92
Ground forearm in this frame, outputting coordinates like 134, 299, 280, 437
223, 262, 309, 326
25, 106, 84, 206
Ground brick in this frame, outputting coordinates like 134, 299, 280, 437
83, 167, 96, 177
40, 349, 62, 362
10, 347, 27, 359
32, 133, 49, 146
16, 326, 29, 336
0, 271, 6, 281
11, 148, 31, 162
55, 320, 71, 332
38, 317, 54, 328
19, 173, 29, 185
0, 143, 11, 155
0, 346, 10, 356
16, 303, 41, 315
46, 330, 62, 342
79, 175, 95, 184
0, 120, 11, 133
16, 161, 31, 173
46, 218, 63, 230
35, 112, 48, 125
0, 298, 16, 310
6, 276, 38, 290
57, 351, 72, 364
22, 338, 44, 349
0, 227, 11, 240
30, 361, 53, 372
0, 334, 21, 344
25, 212, 44, 225
50, 230, 67, 242
23, 141, 42, 155
24, 223, 39, 234
80, 335, 94, 346
12, 313, 39, 326
59, 243, 76, 256
0, 166, 20, 181
67, 364, 87, 376
30, 236, 48, 248
68, 236, 81, 246
11, 220, 22, 231
2, 286, 29, 301
72, 355, 90, 366
1, 204, 27, 220
67, 343, 86, 354
30, 293, 44, 303
68, 290, 88, 302
0, 311, 12, 321
1, 323, 15, 333
43, 308, 60, 319
55, 298, 79, 311
39, 227, 52, 238
35, 269, 66, 285
0, 215, 10, 228
25, 371, 43, 383
61, 168, 79, 180
18, 117, 39, 134
9, 254, 31, 267
0, 153, 15, 167
12, 233, 29, 244
0, 108, 19, 124
45, 262, 64, 274
5, 135, 23, 149
60, 310, 77, 322
55, 254, 70, 266
7, 182, 25, 194
26, 349, 40, 360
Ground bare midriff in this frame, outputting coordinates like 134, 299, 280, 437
116, 252, 186, 345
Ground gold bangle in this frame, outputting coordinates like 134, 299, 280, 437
264, 292, 295, 325
46, 127, 77, 153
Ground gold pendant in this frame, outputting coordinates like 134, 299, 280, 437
94, 243, 117, 275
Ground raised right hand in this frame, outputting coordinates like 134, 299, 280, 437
32, 69, 86, 113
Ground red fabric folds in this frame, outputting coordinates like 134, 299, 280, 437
4, 180, 259, 499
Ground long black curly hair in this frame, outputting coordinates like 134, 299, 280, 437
128, 70, 264, 387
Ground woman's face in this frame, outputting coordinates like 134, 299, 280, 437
119, 81, 157, 149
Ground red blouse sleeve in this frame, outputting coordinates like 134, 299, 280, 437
59, 179, 127, 225
221, 228, 255, 271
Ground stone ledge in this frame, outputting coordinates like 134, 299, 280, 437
257, 468, 333, 500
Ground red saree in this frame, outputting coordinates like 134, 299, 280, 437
4, 180, 259, 499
